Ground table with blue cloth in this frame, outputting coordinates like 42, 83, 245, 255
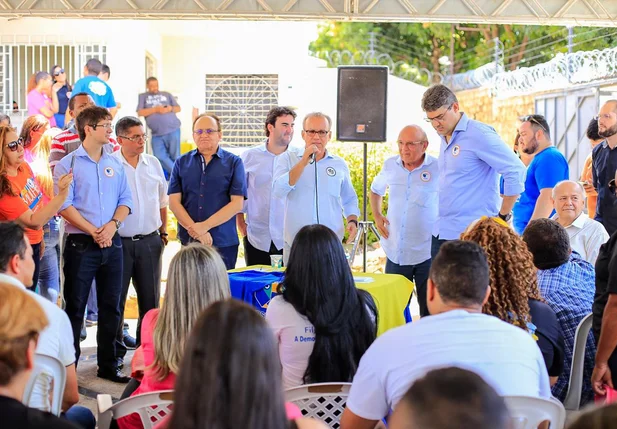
228, 266, 414, 336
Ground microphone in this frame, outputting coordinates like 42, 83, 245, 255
309, 152, 316, 164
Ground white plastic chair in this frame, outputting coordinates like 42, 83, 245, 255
285, 383, 351, 429
504, 395, 566, 429
97, 390, 174, 429
22, 353, 66, 416
563, 313, 593, 411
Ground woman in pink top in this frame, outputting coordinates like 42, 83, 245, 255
27, 72, 59, 127
117, 244, 231, 429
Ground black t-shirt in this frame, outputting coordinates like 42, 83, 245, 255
593, 231, 617, 341
592, 142, 617, 235
0, 395, 79, 429
528, 299, 565, 377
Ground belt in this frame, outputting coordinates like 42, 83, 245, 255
121, 230, 159, 241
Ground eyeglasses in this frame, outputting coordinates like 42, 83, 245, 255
304, 130, 329, 137
54, 68, 65, 76
398, 140, 426, 147
90, 123, 113, 130
609, 179, 617, 194
424, 105, 453, 123
193, 128, 219, 136
7, 138, 25, 151
594, 113, 615, 121
521, 115, 547, 132
119, 134, 148, 142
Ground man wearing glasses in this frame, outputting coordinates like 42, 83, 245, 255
168, 113, 246, 269
592, 100, 617, 236
421, 85, 525, 257
113, 116, 168, 369
370, 125, 438, 317
53, 106, 133, 383
137, 77, 182, 178
272, 112, 359, 265
512, 114, 569, 234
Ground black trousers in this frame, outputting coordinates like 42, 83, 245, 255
116, 233, 163, 359
243, 236, 283, 266
63, 233, 123, 371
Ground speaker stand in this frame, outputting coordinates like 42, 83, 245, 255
348, 143, 380, 273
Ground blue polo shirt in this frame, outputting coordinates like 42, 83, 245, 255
168, 146, 246, 247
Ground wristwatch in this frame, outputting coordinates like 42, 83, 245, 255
111, 218, 122, 230
497, 212, 512, 222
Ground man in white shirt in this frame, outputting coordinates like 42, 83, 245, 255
340, 240, 551, 429
370, 125, 438, 317
0, 221, 95, 428
237, 107, 298, 266
112, 116, 168, 366
551, 180, 609, 264
272, 112, 359, 264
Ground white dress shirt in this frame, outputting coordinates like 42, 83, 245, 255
241, 143, 301, 252
272, 149, 360, 248
113, 151, 169, 237
371, 154, 439, 266
551, 212, 609, 264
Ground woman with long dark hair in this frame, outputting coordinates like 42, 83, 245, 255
0, 125, 72, 289
50, 65, 72, 129
168, 300, 327, 429
266, 224, 378, 389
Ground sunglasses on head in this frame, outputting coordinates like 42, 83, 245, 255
521, 115, 547, 133
7, 138, 24, 151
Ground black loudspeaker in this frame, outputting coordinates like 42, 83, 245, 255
336, 66, 388, 142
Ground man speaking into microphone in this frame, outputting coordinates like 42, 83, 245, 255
273, 112, 360, 264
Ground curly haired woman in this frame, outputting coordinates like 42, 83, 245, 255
461, 217, 565, 385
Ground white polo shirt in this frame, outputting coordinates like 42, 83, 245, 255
371, 154, 439, 266
346, 310, 551, 421
0, 273, 75, 412
112, 151, 168, 237
241, 144, 301, 252
551, 212, 609, 264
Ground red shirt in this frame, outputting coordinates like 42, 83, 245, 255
0, 164, 44, 244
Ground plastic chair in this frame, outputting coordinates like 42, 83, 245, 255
504, 395, 566, 429
97, 390, 174, 429
563, 313, 593, 411
285, 383, 351, 429
22, 353, 66, 416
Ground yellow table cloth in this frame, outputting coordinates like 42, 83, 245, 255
229, 266, 414, 336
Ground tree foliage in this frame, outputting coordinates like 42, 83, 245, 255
310, 23, 617, 78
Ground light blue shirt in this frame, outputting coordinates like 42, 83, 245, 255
436, 113, 526, 239
371, 154, 438, 266
53, 145, 133, 234
241, 143, 302, 252
272, 149, 360, 247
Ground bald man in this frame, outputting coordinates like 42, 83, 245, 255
551, 180, 608, 264
370, 125, 438, 317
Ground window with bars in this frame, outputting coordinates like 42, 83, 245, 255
205, 74, 279, 146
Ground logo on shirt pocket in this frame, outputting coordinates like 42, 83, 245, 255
452, 145, 461, 157
420, 171, 431, 182
326, 167, 336, 177
104, 167, 114, 177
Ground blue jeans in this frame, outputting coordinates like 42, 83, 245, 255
63, 405, 96, 429
86, 281, 98, 321
385, 258, 432, 318
38, 217, 61, 304
63, 233, 124, 370
151, 129, 181, 176
431, 235, 448, 260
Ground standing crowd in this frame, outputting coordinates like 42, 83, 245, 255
2, 57, 617, 428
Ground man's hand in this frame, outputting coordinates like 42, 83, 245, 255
160, 232, 169, 246
582, 181, 596, 194
374, 214, 390, 239
188, 222, 209, 239
94, 222, 116, 245
197, 232, 213, 246
302, 144, 319, 164
346, 221, 358, 244
592, 362, 614, 395
237, 217, 248, 237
